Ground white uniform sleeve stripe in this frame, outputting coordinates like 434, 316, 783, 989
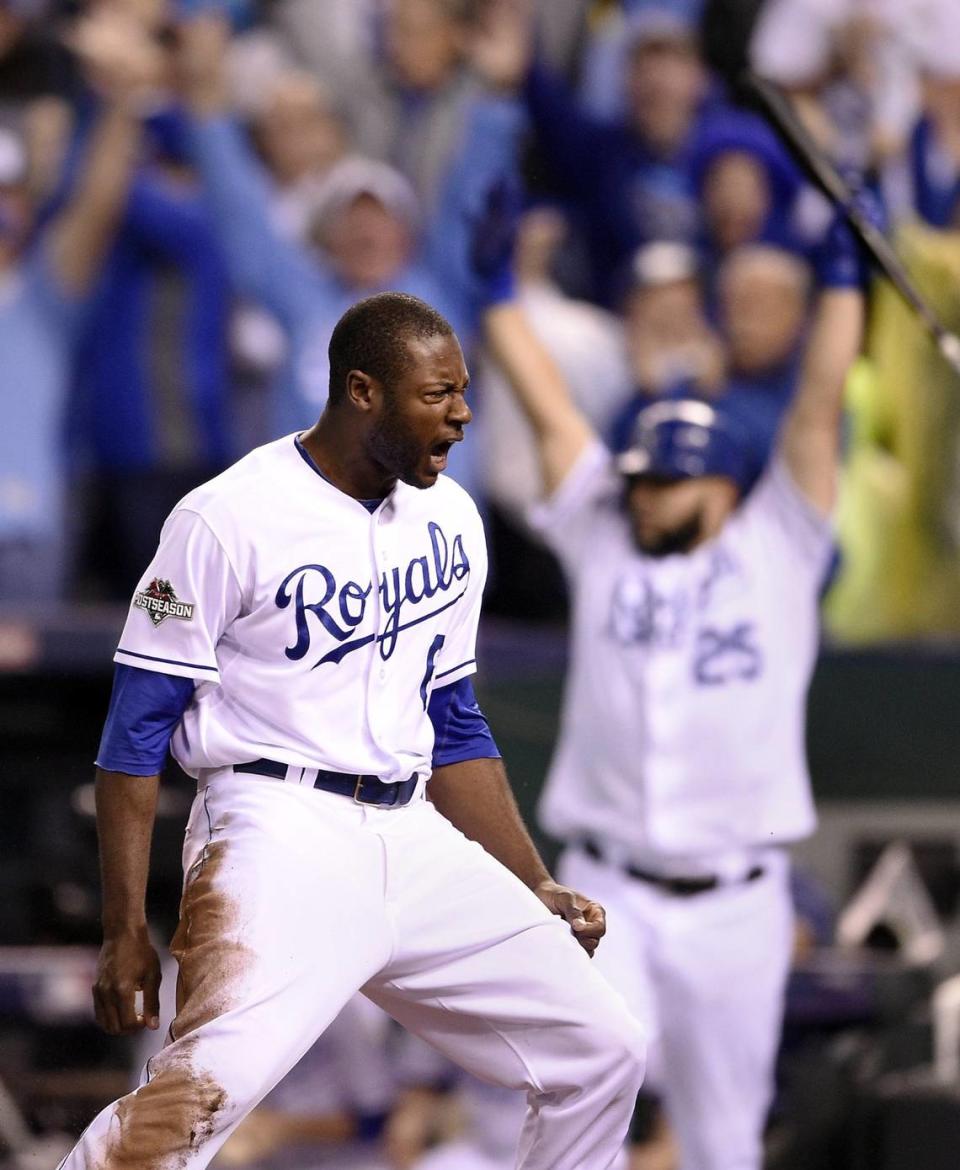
117, 647, 219, 673
435, 657, 477, 682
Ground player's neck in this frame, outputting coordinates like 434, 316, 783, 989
298, 420, 397, 501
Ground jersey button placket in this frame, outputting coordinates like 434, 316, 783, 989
376, 511, 394, 688
368, 514, 393, 751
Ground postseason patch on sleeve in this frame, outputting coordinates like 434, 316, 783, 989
133, 578, 196, 628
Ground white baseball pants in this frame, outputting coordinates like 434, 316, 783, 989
59, 774, 645, 1170
558, 847, 794, 1170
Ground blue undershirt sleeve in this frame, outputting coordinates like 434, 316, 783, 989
96, 664, 196, 776
427, 677, 501, 768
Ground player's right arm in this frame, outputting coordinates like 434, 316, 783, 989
483, 300, 596, 496
92, 507, 242, 1034
92, 767, 162, 1035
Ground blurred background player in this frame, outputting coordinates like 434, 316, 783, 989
479, 185, 869, 1169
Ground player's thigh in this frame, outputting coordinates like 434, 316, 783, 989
169, 779, 394, 1078
367, 810, 645, 1092
556, 848, 657, 1037
655, 857, 794, 1164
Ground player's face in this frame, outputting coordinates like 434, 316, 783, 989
625, 475, 738, 556
367, 332, 471, 490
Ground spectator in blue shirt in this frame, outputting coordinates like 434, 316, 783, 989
476, 4, 713, 303
0, 9, 164, 603
267, 0, 529, 221
712, 244, 810, 478
691, 105, 806, 259
68, 93, 233, 599
611, 243, 809, 484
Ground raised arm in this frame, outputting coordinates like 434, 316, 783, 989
779, 214, 868, 515
46, 8, 162, 296
468, 0, 603, 196
174, 13, 321, 331
472, 179, 595, 494
483, 301, 596, 495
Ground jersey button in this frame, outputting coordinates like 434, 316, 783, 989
379, 667, 387, 682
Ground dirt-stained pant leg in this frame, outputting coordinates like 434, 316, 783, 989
59, 781, 645, 1170
57, 777, 394, 1170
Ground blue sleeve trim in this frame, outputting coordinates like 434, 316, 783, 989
428, 677, 501, 768
434, 657, 476, 681
116, 647, 219, 673
96, 664, 195, 775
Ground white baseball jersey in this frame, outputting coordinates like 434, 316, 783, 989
113, 434, 487, 783
532, 440, 833, 861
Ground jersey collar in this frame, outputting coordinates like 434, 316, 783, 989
294, 434, 386, 513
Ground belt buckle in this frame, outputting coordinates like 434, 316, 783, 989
353, 775, 368, 805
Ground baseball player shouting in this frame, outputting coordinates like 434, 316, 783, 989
58, 291, 645, 1170
483, 212, 867, 1169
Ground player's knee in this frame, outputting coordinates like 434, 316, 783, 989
612, 1022, 647, 1096
584, 1012, 647, 1098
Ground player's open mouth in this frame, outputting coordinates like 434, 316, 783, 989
429, 441, 453, 472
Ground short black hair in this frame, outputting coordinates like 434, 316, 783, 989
327, 292, 455, 405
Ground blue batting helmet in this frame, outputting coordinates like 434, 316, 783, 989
615, 399, 753, 490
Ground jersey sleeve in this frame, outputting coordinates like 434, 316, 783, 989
740, 455, 836, 578
428, 499, 488, 690
114, 508, 243, 683
527, 438, 614, 566
96, 664, 195, 775
428, 677, 501, 767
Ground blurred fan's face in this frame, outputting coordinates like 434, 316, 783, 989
386, 0, 464, 92
319, 194, 413, 289
623, 280, 707, 385
514, 207, 567, 282
625, 40, 705, 154
625, 475, 738, 555
0, 7, 25, 58
720, 264, 808, 373
255, 78, 344, 185
703, 153, 772, 253
626, 280, 704, 348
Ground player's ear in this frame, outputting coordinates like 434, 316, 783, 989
345, 369, 377, 411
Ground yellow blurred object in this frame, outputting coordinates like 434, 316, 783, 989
825, 222, 960, 641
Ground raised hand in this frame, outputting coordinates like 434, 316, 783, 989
467, 0, 535, 93
172, 10, 232, 116
68, 3, 167, 108
469, 175, 523, 305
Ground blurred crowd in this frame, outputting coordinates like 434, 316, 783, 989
2, 3, 960, 1167
2, 0, 960, 623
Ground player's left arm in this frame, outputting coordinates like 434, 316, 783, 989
429, 757, 605, 957
778, 213, 869, 516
